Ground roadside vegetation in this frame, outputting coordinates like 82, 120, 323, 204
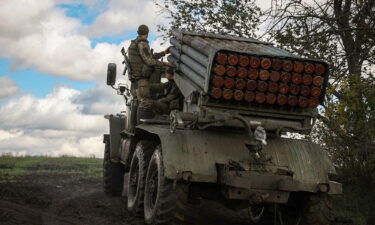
0, 154, 102, 182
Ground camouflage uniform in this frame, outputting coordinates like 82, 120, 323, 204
150, 80, 182, 115
127, 32, 165, 111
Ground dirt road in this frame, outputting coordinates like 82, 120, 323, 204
0, 172, 252, 225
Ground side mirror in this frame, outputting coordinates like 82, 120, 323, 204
106, 63, 117, 86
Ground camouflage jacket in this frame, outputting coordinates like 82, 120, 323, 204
137, 38, 165, 66
128, 36, 165, 79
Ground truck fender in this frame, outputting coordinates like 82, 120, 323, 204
136, 124, 254, 183
136, 124, 338, 194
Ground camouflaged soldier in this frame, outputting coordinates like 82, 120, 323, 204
127, 24, 174, 120
150, 67, 182, 115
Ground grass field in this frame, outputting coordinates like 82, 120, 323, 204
0, 155, 103, 181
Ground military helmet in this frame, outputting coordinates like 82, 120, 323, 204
137, 24, 149, 35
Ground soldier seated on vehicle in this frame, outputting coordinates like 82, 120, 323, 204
150, 67, 183, 115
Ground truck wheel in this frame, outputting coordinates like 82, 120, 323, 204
300, 193, 333, 225
103, 140, 125, 196
144, 146, 188, 225
127, 140, 155, 214
248, 205, 265, 223
239, 205, 273, 225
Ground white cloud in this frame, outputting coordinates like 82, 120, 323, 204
0, 129, 104, 157
0, 0, 170, 157
0, 0, 170, 82
86, 0, 163, 37
73, 83, 126, 115
0, 86, 100, 131
255, 0, 271, 11
0, 129, 23, 142
0, 0, 127, 82
0, 76, 19, 101
150, 36, 170, 53
0, 84, 124, 157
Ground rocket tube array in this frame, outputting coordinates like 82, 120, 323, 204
168, 35, 210, 90
168, 30, 326, 109
209, 53, 326, 108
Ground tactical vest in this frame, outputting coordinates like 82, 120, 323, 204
127, 38, 147, 80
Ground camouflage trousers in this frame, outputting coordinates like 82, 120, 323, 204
136, 78, 153, 110
136, 79, 170, 115
153, 101, 169, 115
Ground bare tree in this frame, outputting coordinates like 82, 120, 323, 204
266, 0, 374, 85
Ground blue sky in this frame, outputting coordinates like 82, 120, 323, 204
58, 2, 102, 25
57, 2, 138, 46
0, 58, 95, 98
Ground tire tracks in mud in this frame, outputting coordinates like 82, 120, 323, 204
40, 186, 134, 225
0, 174, 255, 225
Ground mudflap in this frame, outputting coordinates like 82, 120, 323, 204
136, 124, 253, 183
104, 114, 126, 161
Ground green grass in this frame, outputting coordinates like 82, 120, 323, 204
0, 156, 103, 181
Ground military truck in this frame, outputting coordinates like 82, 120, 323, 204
103, 30, 342, 225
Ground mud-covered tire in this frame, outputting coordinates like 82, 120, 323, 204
103, 140, 125, 196
247, 205, 270, 224
301, 193, 333, 225
127, 140, 155, 214
144, 146, 188, 225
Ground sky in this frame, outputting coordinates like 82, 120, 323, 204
0, 0, 271, 157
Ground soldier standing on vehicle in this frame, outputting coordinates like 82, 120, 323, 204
150, 67, 182, 115
127, 24, 174, 120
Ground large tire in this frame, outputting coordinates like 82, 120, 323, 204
236, 204, 274, 225
246, 205, 272, 225
300, 193, 333, 225
144, 145, 188, 225
127, 140, 155, 214
103, 140, 125, 196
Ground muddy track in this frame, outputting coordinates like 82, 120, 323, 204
0, 174, 254, 225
